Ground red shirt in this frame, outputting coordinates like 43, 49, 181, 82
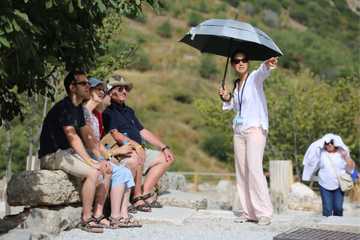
93, 110, 104, 138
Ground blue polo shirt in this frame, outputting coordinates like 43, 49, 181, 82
38, 97, 85, 158
103, 102, 144, 144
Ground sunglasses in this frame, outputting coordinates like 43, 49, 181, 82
231, 58, 249, 64
325, 140, 334, 145
73, 81, 90, 86
113, 86, 130, 92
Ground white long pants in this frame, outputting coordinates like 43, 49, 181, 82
234, 127, 273, 219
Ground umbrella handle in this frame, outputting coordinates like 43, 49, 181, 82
219, 55, 230, 102
221, 55, 230, 89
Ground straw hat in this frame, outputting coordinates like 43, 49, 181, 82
107, 73, 133, 92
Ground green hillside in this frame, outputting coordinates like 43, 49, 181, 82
0, 0, 359, 175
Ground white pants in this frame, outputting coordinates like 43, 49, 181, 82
234, 127, 273, 219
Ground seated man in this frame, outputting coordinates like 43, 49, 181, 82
38, 69, 111, 233
103, 73, 175, 211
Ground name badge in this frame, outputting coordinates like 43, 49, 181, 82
233, 113, 244, 126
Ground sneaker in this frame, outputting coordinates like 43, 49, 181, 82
257, 216, 271, 225
234, 215, 248, 223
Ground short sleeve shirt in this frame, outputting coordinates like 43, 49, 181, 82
103, 102, 144, 144
83, 107, 100, 141
38, 97, 85, 158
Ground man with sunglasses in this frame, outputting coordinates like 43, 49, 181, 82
103, 73, 175, 212
39, 69, 111, 233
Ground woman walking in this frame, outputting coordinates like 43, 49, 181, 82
303, 133, 355, 217
218, 51, 278, 225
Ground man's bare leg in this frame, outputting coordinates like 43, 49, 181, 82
93, 173, 111, 225
142, 154, 173, 202
124, 156, 149, 210
81, 169, 100, 221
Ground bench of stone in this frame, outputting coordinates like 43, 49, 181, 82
7, 170, 82, 207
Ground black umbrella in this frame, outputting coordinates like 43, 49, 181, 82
180, 19, 283, 87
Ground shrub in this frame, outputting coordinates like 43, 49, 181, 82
157, 20, 172, 38
194, 0, 209, 13
187, 11, 203, 27
262, 9, 280, 28
128, 48, 152, 72
126, 12, 147, 23
214, 2, 227, 14
201, 130, 233, 163
173, 92, 193, 104
241, 2, 256, 16
289, 8, 308, 24
224, 0, 239, 8
199, 55, 219, 79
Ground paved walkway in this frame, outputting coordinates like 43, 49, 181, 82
54, 207, 360, 240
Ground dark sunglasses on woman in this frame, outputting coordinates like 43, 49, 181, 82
231, 58, 249, 64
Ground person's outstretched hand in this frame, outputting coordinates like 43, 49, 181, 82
265, 57, 278, 69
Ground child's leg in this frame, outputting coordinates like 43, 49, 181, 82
120, 188, 131, 218
110, 184, 125, 218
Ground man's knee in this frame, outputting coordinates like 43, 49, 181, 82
160, 154, 175, 167
85, 168, 100, 181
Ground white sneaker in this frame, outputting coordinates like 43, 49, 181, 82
234, 215, 248, 223
257, 216, 271, 225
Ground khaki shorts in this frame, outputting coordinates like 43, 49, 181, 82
118, 148, 161, 175
40, 149, 95, 178
143, 149, 161, 175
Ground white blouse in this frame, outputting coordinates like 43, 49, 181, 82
222, 63, 271, 133
318, 151, 346, 190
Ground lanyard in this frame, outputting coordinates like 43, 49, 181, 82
236, 74, 249, 117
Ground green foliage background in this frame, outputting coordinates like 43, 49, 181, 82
0, 0, 359, 177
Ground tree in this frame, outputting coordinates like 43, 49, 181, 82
0, 0, 159, 124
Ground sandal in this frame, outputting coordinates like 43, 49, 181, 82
93, 214, 111, 228
108, 216, 142, 228
132, 195, 151, 212
142, 192, 163, 208
128, 204, 138, 214
122, 215, 142, 228
109, 216, 128, 229
78, 217, 104, 233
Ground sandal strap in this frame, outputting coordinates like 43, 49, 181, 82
109, 216, 122, 223
123, 216, 142, 227
141, 192, 155, 200
81, 216, 96, 225
80, 217, 103, 228
93, 214, 106, 223
131, 195, 143, 204
135, 203, 151, 212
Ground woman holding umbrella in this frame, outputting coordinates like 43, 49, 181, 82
218, 51, 278, 225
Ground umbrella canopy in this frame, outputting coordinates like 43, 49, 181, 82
180, 19, 283, 61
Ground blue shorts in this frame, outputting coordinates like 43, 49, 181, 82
110, 162, 135, 189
